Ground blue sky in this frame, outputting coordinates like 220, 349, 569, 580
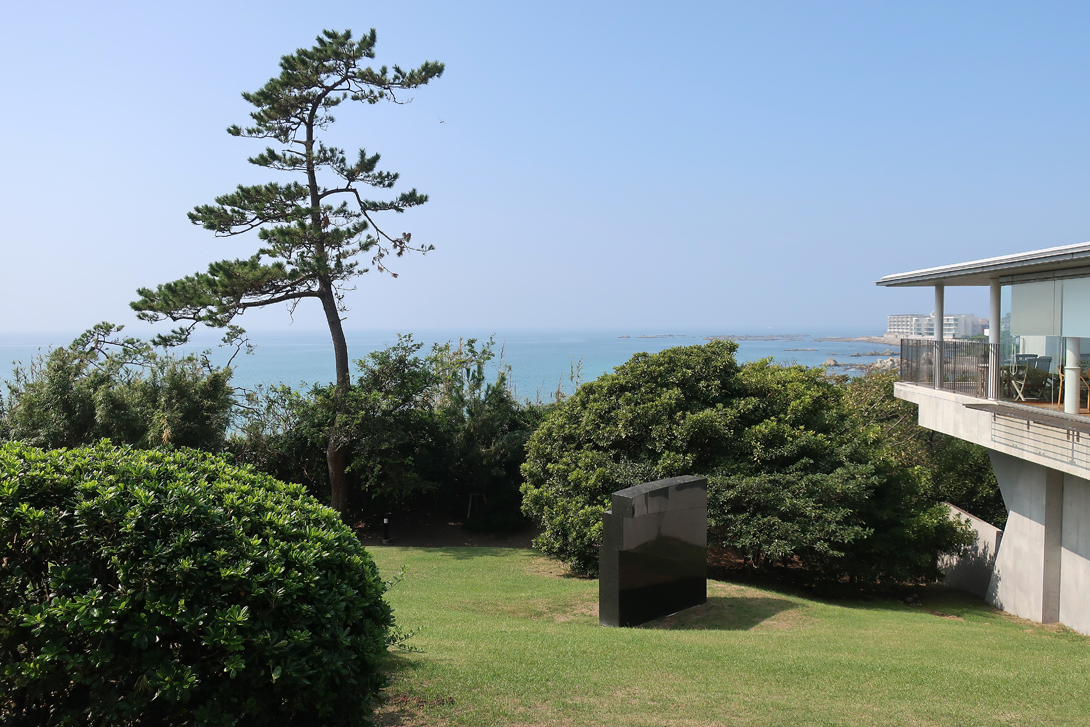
4, 1, 1090, 336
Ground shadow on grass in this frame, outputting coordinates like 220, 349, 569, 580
386, 545, 540, 561
827, 585, 997, 619
388, 546, 596, 578
710, 568, 999, 621
641, 595, 799, 631
381, 650, 425, 676
376, 652, 456, 727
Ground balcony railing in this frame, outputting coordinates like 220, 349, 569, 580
900, 338, 1001, 399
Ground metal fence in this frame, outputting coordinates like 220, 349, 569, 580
900, 338, 999, 398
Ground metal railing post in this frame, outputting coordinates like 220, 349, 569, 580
988, 279, 1001, 400
934, 285, 945, 390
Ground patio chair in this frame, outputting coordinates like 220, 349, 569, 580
1008, 358, 1030, 401
1022, 357, 1055, 401
1058, 358, 1090, 410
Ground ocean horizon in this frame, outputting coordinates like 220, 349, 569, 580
0, 328, 894, 400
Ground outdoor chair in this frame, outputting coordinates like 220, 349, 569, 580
1008, 359, 1030, 401
1058, 359, 1090, 411
1020, 357, 1056, 401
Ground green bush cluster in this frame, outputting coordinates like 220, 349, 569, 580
1, 323, 233, 451
232, 336, 544, 525
842, 371, 1006, 527
521, 341, 971, 585
0, 441, 392, 726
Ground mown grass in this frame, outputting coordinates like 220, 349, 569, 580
369, 547, 1090, 726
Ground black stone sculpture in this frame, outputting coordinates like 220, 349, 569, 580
599, 475, 707, 627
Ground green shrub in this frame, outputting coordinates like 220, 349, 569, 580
843, 371, 1006, 527
0, 441, 392, 725
2, 323, 234, 451
232, 335, 542, 525
521, 342, 970, 585
521, 341, 748, 575
228, 383, 334, 505
425, 338, 544, 530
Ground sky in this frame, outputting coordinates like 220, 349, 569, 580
3, 1, 1090, 337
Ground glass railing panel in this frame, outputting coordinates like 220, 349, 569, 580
898, 338, 998, 400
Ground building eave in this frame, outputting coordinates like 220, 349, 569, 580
876, 241, 1090, 287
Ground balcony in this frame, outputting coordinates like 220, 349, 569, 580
899, 337, 1087, 415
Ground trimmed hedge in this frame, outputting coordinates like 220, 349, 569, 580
0, 441, 392, 726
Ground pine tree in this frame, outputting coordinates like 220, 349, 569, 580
132, 29, 444, 512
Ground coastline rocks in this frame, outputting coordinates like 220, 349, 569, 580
867, 357, 898, 373
821, 356, 898, 374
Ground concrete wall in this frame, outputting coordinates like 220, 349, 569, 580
1061, 473, 1090, 633
987, 451, 1053, 621
939, 503, 1001, 598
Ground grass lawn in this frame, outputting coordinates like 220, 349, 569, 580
369, 547, 1090, 727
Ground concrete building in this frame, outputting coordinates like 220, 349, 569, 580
886, 313, 930, 338
886, 312, 985, 339
878, 242, 1090, 634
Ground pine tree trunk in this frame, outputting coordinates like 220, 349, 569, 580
320, 288, 352, 514
327, 443, 350, 513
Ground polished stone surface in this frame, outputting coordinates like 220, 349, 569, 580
599, 475, 707, 627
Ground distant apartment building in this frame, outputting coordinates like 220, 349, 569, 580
887, 312, 985, 339
887, 313, 932, 338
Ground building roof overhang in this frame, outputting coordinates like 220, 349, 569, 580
876, 241, 1090, 287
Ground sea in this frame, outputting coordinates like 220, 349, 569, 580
0, 329, 894, 400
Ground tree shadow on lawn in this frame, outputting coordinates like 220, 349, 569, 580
710, 566, 997, 623
823, 584, 997, 620
388, 545, 545, 561
641, 594, 801, 631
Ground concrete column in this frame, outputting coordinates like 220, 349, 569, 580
1043, 468, 1064, 623
1065, 337, 1082, 414
989, 279, 1001, 400
934, 285, 945, 390
1060, 474, 1090, 634
988, 451, 1065, 625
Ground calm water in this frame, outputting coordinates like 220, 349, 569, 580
0, 329, 894, 399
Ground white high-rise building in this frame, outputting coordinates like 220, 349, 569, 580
887, 313, 985, 339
